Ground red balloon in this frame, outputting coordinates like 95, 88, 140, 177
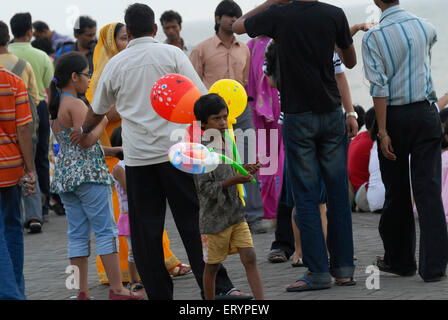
151, 74, 201, 124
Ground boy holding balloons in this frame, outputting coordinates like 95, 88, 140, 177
193, 93, 264, 300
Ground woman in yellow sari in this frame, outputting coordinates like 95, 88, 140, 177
87, 23, 191, 290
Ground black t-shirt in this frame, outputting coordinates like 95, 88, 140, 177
245, 1, 353, 114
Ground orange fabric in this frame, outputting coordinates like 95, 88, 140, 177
0, 67, 32, 188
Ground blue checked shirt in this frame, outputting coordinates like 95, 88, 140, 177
362, 5, 438, 106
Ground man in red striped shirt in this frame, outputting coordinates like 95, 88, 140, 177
0, 65, 36, 300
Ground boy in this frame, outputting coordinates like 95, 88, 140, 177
193, 93, 264, 300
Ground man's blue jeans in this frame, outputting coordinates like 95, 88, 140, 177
283, 109, 355, 283
0, 185, 26, 300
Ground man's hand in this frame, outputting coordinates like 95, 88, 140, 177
271, 0, 292, 4
70, 128, 85, 147
346, 116, 359, 139
380, 134, 397, 161
21, 171, 36, 197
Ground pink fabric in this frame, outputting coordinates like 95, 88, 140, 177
114, 161, 130, 237
442, 151, 448, 223
246, 37, 284, 220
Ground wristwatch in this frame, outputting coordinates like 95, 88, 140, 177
346, 111, 358, 120
80, 126, 90, 136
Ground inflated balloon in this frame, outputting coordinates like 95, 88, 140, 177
151, 74, 202, 124
209, 79, 247, 120
168, 142, 257, 185
169, 143, 219, 175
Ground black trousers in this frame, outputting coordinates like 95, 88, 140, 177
35, 101, 50, 216
126, 162, 234, 300
379, 101, 448, 280
270, 167, 295, 258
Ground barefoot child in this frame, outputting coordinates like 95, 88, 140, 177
193, 94, 264, 300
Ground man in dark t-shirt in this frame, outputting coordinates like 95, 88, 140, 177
234, 0, 358, 292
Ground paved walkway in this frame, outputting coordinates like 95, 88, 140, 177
23, 210, 448, 300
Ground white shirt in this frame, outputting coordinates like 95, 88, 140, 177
367, 141, 385, 212
91, 37, 207, 167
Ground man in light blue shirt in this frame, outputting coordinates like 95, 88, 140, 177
362, 0, 448, 283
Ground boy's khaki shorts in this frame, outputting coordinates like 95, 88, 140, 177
202, 222, 254, 264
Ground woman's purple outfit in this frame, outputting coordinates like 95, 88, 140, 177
246, 37, 284, 220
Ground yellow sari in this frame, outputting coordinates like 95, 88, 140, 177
88, 23, 181, 284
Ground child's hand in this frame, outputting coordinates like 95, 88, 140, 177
243, 162, 262, 175
233, 173, 254, 185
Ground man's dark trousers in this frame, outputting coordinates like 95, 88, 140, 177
126, 162, 235, 300
379, 101, 448, 280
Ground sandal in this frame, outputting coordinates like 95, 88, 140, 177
286, 277, 332, 292
215, 288, 253, 301
335, 278, 357, 286
169, 263, 192, 277
292, 257, 304, 268
267, 249, 288, 263
127, 281, 145, 293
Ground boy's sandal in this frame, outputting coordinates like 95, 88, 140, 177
169, 263, 192, 277
127, 281, 145, 292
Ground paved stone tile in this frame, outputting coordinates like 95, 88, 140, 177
23, 210, 448, 300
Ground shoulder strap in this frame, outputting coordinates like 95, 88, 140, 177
11, 58, 27, 77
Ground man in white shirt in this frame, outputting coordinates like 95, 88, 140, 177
70, 3, 251, 301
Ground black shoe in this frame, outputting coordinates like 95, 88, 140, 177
375, 258, 416, 277
29, 221, 42, 234
423, 275, 447, 283
49, 202, 65, 216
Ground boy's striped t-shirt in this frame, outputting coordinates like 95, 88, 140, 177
0, 67, 32, 188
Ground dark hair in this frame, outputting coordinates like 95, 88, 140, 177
114, 23, 125, 41
160, 10, 182, 27
440, 108, 448, 124
381, 0, 399, 3
74, 16, 97, 37
110, 126, 124, 160
214, 0, 242, 33
10, 13, 32, 39
49, 52, 89, 120
354, 105, 366, 130
125, 3, 155, 38
264, 40, 281, 89
31, 38, 54, 55
32, 21, 49, 33
0, 21, 9, 46
194, 94, 229, 124
365, 107, 378, 141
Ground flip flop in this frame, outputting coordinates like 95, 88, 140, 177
286, 277, 332, 292
215, 289, 253, 300
291, 258, 304, 268
335, 278, 357, 286
170, 263, 192, 278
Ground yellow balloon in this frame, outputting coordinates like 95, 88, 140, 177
209, 79, 247, 120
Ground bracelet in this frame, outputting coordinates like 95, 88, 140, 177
377, 131, 388, 141
98, 123, 105, 131
346, 111, 358, 120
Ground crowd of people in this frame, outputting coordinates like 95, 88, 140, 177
0, 0, 447, 301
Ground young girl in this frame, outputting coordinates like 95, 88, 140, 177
49, 51, 143, 300
110, 126, 191, 293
